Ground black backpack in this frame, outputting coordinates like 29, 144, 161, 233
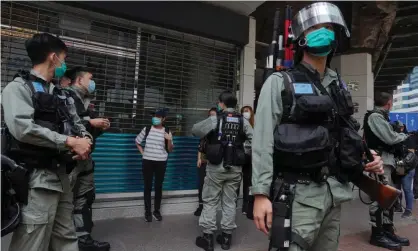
143, 126, 171, 152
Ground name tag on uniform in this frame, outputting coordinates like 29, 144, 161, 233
226, 117, 239, 123
293, 83, 314, 94
32, 82, 45, 93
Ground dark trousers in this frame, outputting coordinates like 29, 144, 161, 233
142, 159, 167, 213
198, 162, 207, 204
236, 155, 252, 204
392, 173, 403, 204
414, 167, 418, 197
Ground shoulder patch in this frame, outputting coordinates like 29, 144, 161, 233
293, 83, 314, 94
32, 82, 45, 93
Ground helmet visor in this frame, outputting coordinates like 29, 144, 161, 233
291, 2, 350, 40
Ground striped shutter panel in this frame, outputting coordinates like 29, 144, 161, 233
1, 1, 240, 194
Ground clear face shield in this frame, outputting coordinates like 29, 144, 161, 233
290, 2, 350, 62
291, 2, 350, 41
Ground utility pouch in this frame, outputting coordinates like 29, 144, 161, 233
223, 144, 234, 167
330, 81, 354, 117
232, 147, 246, 166
270, 201, 291, 249
206, 144, 224, 165
61, 152, 77, 174
270, 180, 292, 250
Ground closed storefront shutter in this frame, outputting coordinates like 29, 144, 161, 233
1, 1, 240, 194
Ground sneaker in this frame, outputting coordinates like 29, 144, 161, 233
401, 210, 412, 219
153, 210, 163, 221
144, 212, 152, 222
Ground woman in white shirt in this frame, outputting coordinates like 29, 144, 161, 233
135, 108, 173, 222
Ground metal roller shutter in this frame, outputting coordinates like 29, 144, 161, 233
1, 1, 240, 194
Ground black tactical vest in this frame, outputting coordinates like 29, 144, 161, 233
6, 71, 80, 167
363, 109, 394, 153
67, 89, 96, 119
205, 111, 246, 167
65, 89, 102, 151
273, 68, 335, 171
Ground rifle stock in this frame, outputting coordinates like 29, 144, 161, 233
351, 173, 401, 210
356, 142, 401, 210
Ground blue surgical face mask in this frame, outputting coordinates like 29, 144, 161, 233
305, 27, 335, 56
217, 103, 223, 112
87, 80, 96, 94
152, 117, 162, 126
54, 55, 67, 78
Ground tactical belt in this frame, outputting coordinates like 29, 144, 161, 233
278, 166, 330, 184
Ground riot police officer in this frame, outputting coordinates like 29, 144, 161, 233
192, 91, 253, 251
251, 3, 384, 251
2, 33, 92, 251
364, 92, 410, 250
65, 67, 111, 251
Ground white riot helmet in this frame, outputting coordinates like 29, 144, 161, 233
291, 2, 350, 59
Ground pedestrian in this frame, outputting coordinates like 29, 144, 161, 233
66, 66, 111, 251
400, 131, 418, 218
251, 3, 384, 251
235, 105, 254, 215
2, 32, 92, 251
195, 107, 218, 217
135, 108, 173, 222
192, 91, 253, 251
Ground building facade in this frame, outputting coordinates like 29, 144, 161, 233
1, 1, 256, 217
392, 66, 418, 112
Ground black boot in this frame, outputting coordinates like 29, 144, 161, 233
383, 225, 410, 246
196, 233, 214, 251
394, 201, 403, 213
194, 204, 203, 216
216, 232, 232, 250
78, 234, 111, 251
370, 227, 402, 251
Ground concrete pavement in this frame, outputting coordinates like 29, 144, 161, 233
2, 198, 418, 251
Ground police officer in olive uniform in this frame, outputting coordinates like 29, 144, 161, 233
2, 33, 92, 251
66, 67, 111, 251
251, 3, 384, 251
192, 91, 253, 251
364, 92, 410, 250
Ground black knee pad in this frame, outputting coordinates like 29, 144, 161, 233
86, 190, 95, 206
81, 204, 93, 233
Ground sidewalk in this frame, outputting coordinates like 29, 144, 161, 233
2, 199, 417, 251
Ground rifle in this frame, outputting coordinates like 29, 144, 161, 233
350, 143, 401, 210
332, 71, 401, 210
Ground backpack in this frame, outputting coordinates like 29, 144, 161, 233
143, 126, 171, 152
